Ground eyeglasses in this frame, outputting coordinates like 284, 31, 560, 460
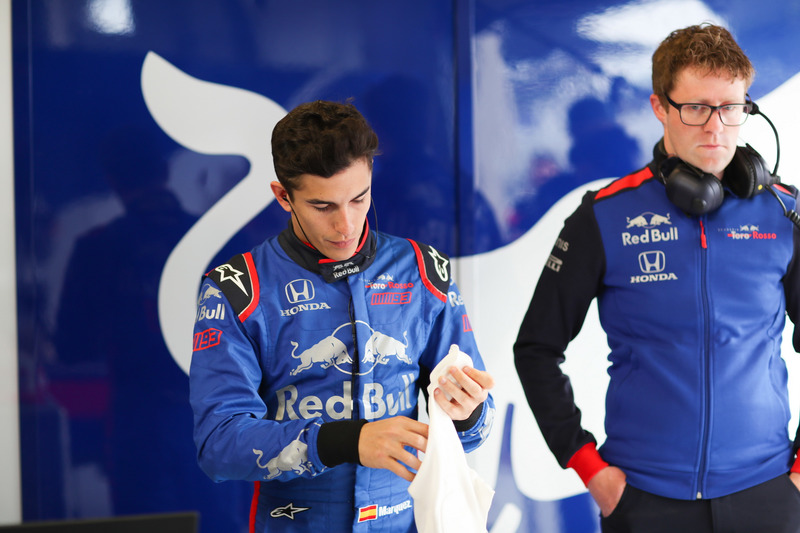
665, 94, 754, 126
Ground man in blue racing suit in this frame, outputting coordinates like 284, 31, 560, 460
514, 24, 800, 532
190, 99, 495, 532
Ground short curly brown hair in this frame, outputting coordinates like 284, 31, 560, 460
271, 100, 379, 195
652, 24, 754, 105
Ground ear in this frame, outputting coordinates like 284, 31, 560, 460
270, 181, 292, 213
650, 93, 668, 125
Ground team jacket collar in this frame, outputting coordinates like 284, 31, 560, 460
278, 219, 377, 283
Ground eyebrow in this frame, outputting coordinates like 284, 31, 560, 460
306, 186, 371, 205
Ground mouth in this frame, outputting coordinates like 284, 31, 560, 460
328, 238, 356, 250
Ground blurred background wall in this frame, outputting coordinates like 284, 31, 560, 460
5, 1, 800, 532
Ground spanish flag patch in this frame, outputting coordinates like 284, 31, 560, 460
358, 505, 378, 522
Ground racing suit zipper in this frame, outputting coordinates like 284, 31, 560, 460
695, 219, 711, 499
347, 299, 360, 419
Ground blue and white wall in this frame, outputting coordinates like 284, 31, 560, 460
5, 1, 800, 532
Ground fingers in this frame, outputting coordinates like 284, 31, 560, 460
358, 417, 428, 481
433, 366, 494, 420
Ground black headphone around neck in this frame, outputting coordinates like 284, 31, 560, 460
659, 143, 775, 216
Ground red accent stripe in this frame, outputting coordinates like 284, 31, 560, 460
699, 220, 708, 249
594, 167, 654, 200
239, 252, 260, 322
774, 183, 792, 195
249, 481, 260, 533
408, 240, 447, 303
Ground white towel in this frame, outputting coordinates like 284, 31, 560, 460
408, 344, 494, 532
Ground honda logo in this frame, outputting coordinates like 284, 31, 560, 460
638, 251, 665, 273
285, 279, 315, 304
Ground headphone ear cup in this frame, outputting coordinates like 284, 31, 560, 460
661, 157, 724, 216
727, 144, 774, 198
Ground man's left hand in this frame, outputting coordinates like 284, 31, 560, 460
433, 366, 494, 421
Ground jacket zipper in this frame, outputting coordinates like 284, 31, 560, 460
347, 298, 360, 419
696, 219, 710, 499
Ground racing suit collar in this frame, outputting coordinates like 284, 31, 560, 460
278, 219, 377, 283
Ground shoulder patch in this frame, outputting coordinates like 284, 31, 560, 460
206, 252, 259, 322
594, 167, 654, 201
408, 240, 449, 303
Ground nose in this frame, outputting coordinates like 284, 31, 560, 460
703, 109, 725, 133
333, 208, 356, 237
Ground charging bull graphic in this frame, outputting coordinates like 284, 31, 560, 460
363, 330, 412, 365
254, 431, 313, 480
288, 322, 414, 376
289, 336, 352, 376
197, 285, 223, 306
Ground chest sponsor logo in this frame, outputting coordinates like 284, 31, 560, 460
278, 322, 415, 420
630, 250, 677, 284
622, 211, 678, 246
275, 372, 416, 421
723, 224, 777, 241
281, 279, 331, 316
286, 279, 314, 303
365, 273, 414, 289
288, 322, 412, 376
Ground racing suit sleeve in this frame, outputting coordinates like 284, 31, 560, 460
191, 275, 330, 483
513, 191, 607, 484
782, 187, 800, 470
411, 240, 495, 453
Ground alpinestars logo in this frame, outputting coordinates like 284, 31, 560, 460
630, 250, 678, 284
270, 503, 310, 520
427, 247, 449, 282
215, 264, 247, 294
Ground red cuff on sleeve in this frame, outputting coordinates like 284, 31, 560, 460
566, 442, 609, 486
791, 455, 800, 474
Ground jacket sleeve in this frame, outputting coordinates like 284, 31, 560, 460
513, 191, 607, 480
781, 186, 800, 465
190, 272, 328, 483
408, 239, 495, 453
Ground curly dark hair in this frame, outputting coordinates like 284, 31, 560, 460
271, 100, 379, 194
652, 24, 754, 105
